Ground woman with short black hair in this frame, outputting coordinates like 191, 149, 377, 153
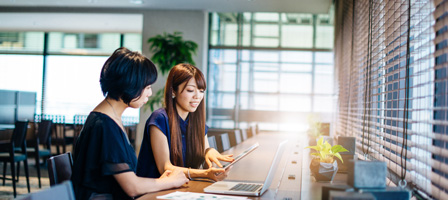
71, 47, 188, 200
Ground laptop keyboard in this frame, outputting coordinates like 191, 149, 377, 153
230, 183, 262, 192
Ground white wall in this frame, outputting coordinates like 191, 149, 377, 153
0, 13, 142, 33
136, 10, 209, 154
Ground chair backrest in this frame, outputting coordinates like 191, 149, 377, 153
228, 129, 242, 147
48, 152, 73, 186
12, 121, 29, 149
246, 127, 253, 138
240, 129, 248, 141
207, 136, 217, 150
233, 129, 242, 144
18, 180, 75, 200
250, 125, 257, 136
37, 120, 52, 146
219, 133, 231, 152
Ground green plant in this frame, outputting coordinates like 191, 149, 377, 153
144, 32, 198, 111
147, 31, 198, 75
307, 114, 324, 138
305, 137, 349, 163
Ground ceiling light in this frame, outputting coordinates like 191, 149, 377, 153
130, 0, 143, 4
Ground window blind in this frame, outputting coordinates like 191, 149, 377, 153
335, 0, 448, 198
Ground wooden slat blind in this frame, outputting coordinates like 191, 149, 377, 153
335, 0, 448, 198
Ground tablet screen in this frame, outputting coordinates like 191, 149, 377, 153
223, 142, 259, 170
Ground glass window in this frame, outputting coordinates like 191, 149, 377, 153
281, 25, 313, 48
48, 32, 121, 55
281, 51, 313, 63
253, 13, 280, 22
208, 11, 334, 130
208, 64, 237, 92
253, 71, 278, 93
315, 52, 333, 64
208, 92, 235, 109
0, 31, 142, 124
316, 14, 334, 49
0, 54, 44, 114
279, 95, 312, 112
210, 49, 238, 63
313, 96, 333, 112
0, 32, 44, 53
314, 73, 333, 94
280, 73, 312, 93
45, 56, 106, 122
123, 33, 142, 52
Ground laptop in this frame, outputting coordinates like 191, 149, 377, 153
204, 140, 288, 197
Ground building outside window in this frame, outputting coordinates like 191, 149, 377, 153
207, 11, 334, 132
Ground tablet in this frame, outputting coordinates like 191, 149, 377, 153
222, 142, 259, 170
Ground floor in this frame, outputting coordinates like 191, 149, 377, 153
0, 159, 52, 200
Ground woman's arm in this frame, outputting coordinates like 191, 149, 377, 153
150, 125, 226, 181
114, 168, 188, 197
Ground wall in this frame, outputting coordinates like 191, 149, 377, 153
137, 10, 209, 154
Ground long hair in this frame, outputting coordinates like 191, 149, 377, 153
164, 63, 207, 168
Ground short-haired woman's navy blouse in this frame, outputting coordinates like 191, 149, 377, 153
137, 108, 208, 178
71, 112, 137, 200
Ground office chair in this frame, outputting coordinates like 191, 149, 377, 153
18, 180, 75, 200
47, 152, 73, 186
25, 119, 52, 188
0, 120, 31, 197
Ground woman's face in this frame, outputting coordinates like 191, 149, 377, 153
174, 78, 204, 119
129, 85, 153, 108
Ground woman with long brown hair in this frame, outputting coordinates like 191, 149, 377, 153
137, 63, 234, 181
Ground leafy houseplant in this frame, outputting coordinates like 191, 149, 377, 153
144, 32, 198, 111
306, 114, 330, 146
305, 137, 349, 182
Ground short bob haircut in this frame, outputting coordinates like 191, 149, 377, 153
100, 47, 157, 105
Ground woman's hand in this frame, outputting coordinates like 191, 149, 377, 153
205, 148, 234, 168
205, 168, 227, 182
159, 168, 189, 188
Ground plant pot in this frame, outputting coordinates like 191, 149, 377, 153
310, 158, 338, 182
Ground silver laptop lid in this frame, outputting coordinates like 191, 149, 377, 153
259, 140, 288, 195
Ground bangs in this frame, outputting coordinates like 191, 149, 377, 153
194, 70, 206, 90
142, 60, 158, 86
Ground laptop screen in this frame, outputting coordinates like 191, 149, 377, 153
260, 140, 288, 194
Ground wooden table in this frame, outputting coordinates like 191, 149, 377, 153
138, 132, 304, 200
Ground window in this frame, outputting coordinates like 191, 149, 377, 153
0, 31, 142, 124
208, 11, 334, 132
335, 0, 447, 198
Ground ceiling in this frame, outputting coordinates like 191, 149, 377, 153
0, 0, 332, 14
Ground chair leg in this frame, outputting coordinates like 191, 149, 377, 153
11, 161, 16, 198
36, 154, 42, 188
63, 142, 66, 153
56, 143, 61, 155
2, 161, 6, 186
24, 159, 30, 193
16, 161, 20, 182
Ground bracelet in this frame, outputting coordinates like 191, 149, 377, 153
187, 167, 192, 180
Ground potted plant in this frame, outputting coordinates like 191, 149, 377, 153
305, 136, 349, 182
306, 114, 330, 146
144, 31, 198, 111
